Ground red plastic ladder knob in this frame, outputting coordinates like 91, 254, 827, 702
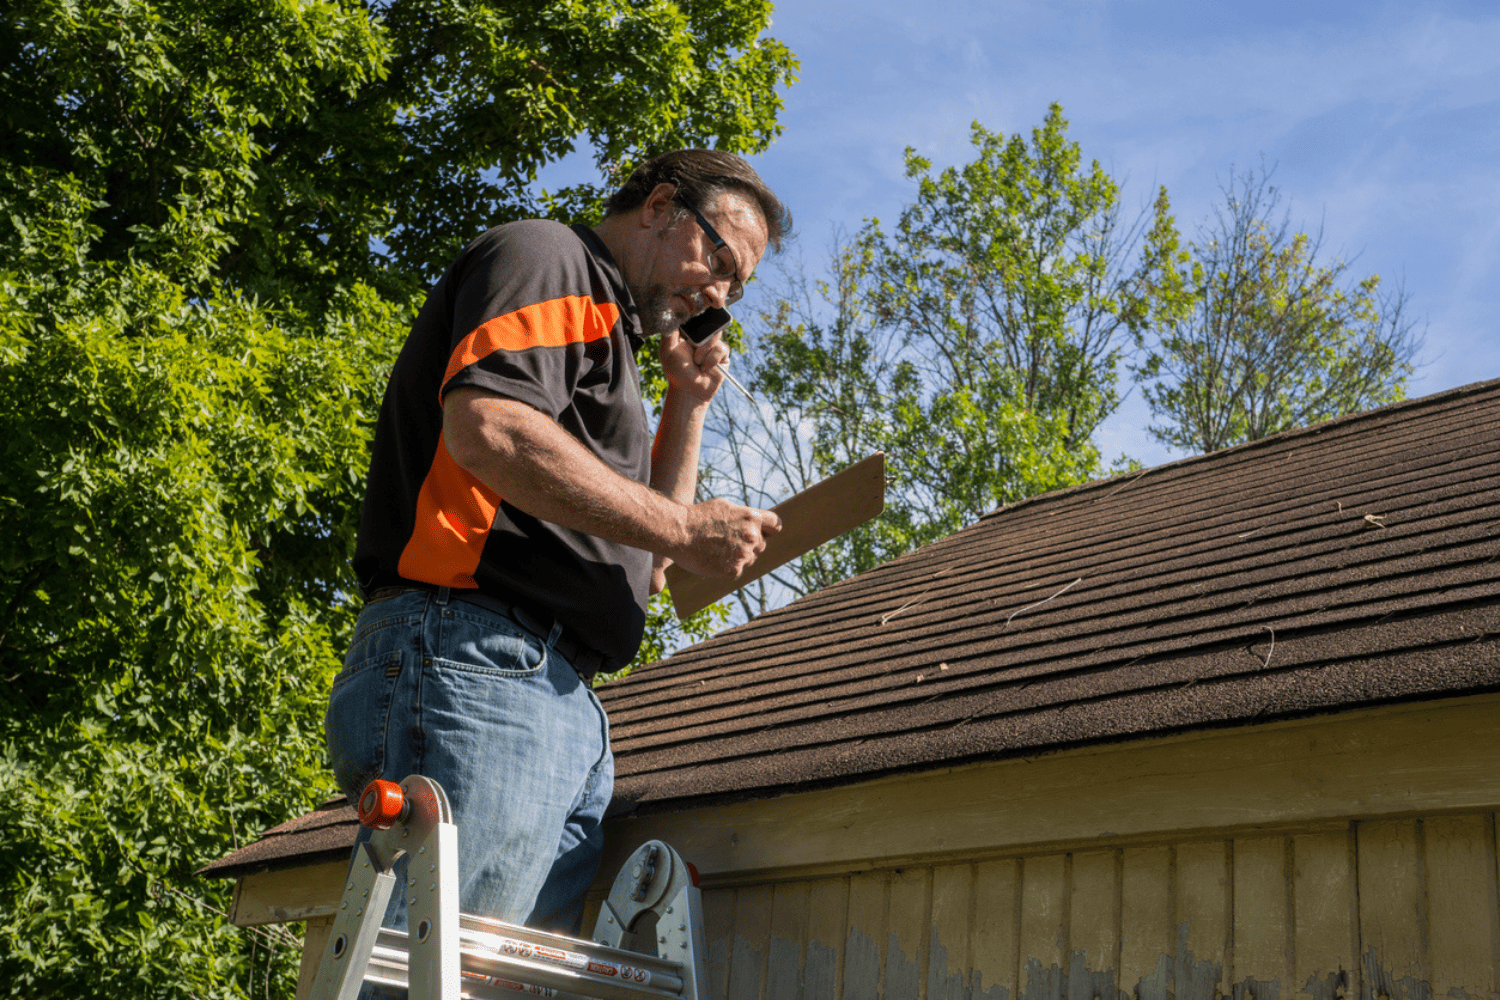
358, 779, 408, 830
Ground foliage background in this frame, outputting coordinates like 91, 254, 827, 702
0, 1, 793, 995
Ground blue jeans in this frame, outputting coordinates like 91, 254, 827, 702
324, 587, 613, 934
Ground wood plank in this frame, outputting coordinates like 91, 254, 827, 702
602, 695, 1500, 886
767, 881, 811, 1000
728, 884, 774, 1000
297, 915, 335, 1000
886, 867, 928, 1000
1422, 814, 1498, 999
1231, 835, 1290, 993
703, 887, 737, 1000
845, 872, 890, 1000
972, 858, 1020, 1000
666, 453, 885, 618
1175, 841, 1230, 1000
1120, 847, 1173, 1000
231, 860, 348, 926
929, 864, 974, 1000
1289, 829, 1356, 1000
805, 878, 849, 1000
1356, 819, 1426, 1000
1068, 850, 1121, 1000
1019, 853, 1068, 1000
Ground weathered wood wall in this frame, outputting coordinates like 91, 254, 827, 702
696, 814, 1500, 1000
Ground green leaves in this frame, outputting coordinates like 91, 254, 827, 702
0, 252, 406, 994
2, 0, 795, 990
1130, 166, 1420, 454
708, 106, 1156, 612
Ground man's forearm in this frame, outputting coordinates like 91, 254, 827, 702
444, 388, 690, 556
444, 387, 779, 581
649, 383, 710, 506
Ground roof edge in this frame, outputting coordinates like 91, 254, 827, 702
978, 376, 1500, 522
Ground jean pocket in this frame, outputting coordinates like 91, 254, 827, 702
432, 604, 548, 678
325, 650, 403, 801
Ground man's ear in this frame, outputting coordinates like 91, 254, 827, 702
640, 182, 678, 230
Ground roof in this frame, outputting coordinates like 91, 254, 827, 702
200, 796, 355, 879
600, 377, 1500, 814
201, 377, 1500, 878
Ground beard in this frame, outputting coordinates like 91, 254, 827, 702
634, 284, 705, 338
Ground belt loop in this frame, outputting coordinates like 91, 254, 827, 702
547, 621, 564, 649
435, 586, 451, 607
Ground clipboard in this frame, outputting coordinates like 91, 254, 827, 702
665, 452, 886, 619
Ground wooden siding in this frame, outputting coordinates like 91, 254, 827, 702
699, 814, 1500, 1000
601, 695, 1500, 886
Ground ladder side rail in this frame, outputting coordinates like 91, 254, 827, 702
656, 884, 708, 1000
307, 841, 398, 1000
406, 815, 461, 1000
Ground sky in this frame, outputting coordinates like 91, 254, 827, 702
711, 0, 1500, 467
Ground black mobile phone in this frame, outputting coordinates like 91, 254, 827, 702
681, 307, 731, 344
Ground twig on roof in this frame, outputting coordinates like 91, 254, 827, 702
1259, 625, 1275, 669
879, 569, 952, 625
880, 591, 930, 625
1002, 577, 1083, 630
1237, 528, 1261, 538
1104, 469, 1150, 499
1363, 514, 1387, 528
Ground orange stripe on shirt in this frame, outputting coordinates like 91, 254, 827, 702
397, 431, 501, 589
441, 295, 622, 400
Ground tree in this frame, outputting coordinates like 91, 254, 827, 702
1131, 166, 1422, 454
0, 1, 795, 994
705, 106, 1185, 616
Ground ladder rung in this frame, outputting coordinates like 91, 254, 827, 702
372, 928, 686, 999
458, 912, 688, 985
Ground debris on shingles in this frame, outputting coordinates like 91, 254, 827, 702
594, 378, 1500, 812
1364, 514, 1388, 528
939, 662, 949, 671
1002, 577, 1083, 630
1237, 528, 1262, 539
1103, 469, 1150, 499
1258, 625, 1276, 669
879, 569, 953, 625
880, 595, 925, 626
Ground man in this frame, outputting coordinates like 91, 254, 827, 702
324, 149, 789, 937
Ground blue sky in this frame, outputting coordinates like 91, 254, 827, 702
729, 0, 1500, 467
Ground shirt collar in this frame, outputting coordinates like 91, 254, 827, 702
571, 224, 644, 350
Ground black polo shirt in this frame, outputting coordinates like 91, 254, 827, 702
353, 220, 652, 669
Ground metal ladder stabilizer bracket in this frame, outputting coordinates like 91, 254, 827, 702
309, 775, 708, 1000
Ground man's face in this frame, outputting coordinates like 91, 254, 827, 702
630, 188, 770, 338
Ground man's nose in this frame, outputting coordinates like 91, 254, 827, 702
701, 280, 728, 310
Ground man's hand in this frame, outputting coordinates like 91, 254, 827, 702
659, 328, 729, 403
667, 498, 782, 579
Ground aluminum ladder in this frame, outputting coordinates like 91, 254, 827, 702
308, 774, 708, 1000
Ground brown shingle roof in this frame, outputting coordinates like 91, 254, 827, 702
201, 378, 1500, 877
599, 377, 1500, 814
198, 796, 356, 879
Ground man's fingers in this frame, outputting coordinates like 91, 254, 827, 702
759, 510, 783, 535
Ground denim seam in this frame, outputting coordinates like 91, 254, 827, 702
350, 612, 425, 647
330, 649, 403, 689
427, 656, 547, 680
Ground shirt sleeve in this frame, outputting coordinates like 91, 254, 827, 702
436, 225, 619, 418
